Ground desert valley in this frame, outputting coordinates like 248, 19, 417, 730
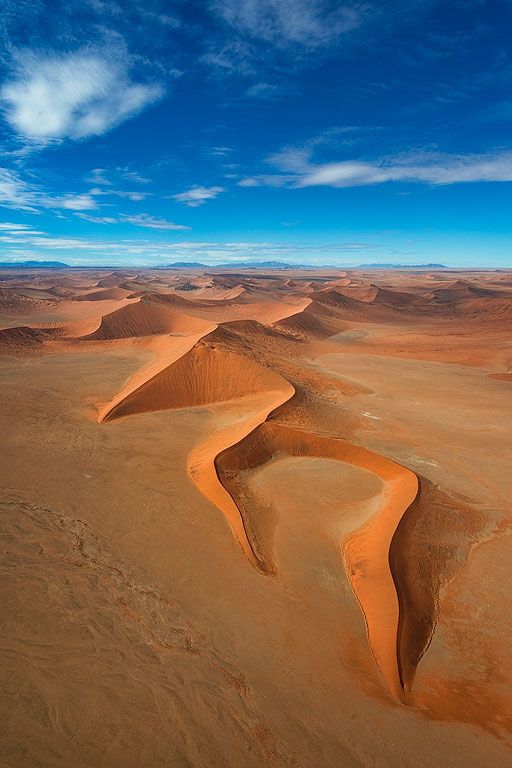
1, 265, 511, 767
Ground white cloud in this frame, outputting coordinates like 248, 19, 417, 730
119, 214, 191, 230
0, 222, 46, 245
85, 168, 112, 186
53, 194, 98, 211
238, 174, 294, 187
118, 168, 151, 184
1, 48, 164, 141
0, 222, 36, 231
245, 82, 281, 100
83, 168, 152, 201
0, 166, 39, 211
114, 190, 150, 201
208, 146, 232, 156
214, 0, 361, 46
172, 185, 224, 206
0, 165, 100, 213
297, 152, 512, 187
75, 213, 117, 224
242, 149, 512, 188
86, 167, 151, 186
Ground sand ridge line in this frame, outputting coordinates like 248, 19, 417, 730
99, 320, 419, 699
214, 420, 418, 701
38, 280, 423, 700
97, 296, 312, 422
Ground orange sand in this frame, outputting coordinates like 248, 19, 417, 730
1, 266, 511, 767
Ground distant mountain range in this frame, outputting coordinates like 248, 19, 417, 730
0, 260, 70, 269
163, 261, 209, 268
357, 263, 447, 269
0, 259, 449, 271
159, 260, 452, 270
163, 260, 303, 269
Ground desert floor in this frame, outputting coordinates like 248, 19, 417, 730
1, 266, 511, 767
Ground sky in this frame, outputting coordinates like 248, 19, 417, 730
0, 0, 512, 267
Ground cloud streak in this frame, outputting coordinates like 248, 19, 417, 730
172, 186, 224, 206
0, 167, 39, 211
119, 214, 191, 230
214, 0, 362, 47
242, 149, 512, 188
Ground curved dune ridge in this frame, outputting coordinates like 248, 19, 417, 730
101, 344, 290, 421
215, 422, 418, 700
100, 317, 419, 698
0, 324, 61, 352
74, 287, 134, 302
4, 266, 512, 757
100, 341, 295, 569
2, 273, 458, 700
81, 298, 211, 340
274, 301, 343, 339
91, 287, 422, 699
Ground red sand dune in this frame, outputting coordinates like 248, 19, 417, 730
82, 297, 211, 340
100, 320, 419, 700
101, 343, 288, 421
1, 266, 512, 767
216, 422, 418, 699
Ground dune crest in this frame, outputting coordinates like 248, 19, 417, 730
82, 298, 212, 340
4, 266, 512, 763
216, 422, 418, 699
100, 322, 419, 698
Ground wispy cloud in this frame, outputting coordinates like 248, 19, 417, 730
52, 193, 98, 211
245, 82, 282, 100
83, 167, 152, 201
85, 168, 113, 186
172, 185, 224, 207
0, 222, 36, 231
213, 0, 362, 47
74, 212, 191, 229
1, 47, 164, 142
112, 190, 150, 201
119, 214, 191, 230
75, 213, 118, 225
0, 165, 109, 212
0, 167, 39, 211
85, 167, 151, 186
242, 148, 512, 188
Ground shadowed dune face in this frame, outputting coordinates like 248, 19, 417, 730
389, 477, 484, 694
74, 287, 134, 301
1, 266, 512, 766
101, 344, 291, 422
216, 422, 418, 700
82, 298, 212, 340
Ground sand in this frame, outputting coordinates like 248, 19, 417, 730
0, 266, 511, 767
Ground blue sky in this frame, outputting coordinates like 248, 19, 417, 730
0, 0, 512, 267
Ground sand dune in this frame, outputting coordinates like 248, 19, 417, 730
0, 324, 60, 353
74, 287, 134, 302
101, 342, 295, 567
2, 266, 512, 766
310, 287, 398, 320
99, 312, 419, 699
274, 300, 343, 339
82, 297, 211, 340
426, 279, 511, 303
101, 343, 289, 421
0, 288, 56, 318
216, 422, 418, 699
